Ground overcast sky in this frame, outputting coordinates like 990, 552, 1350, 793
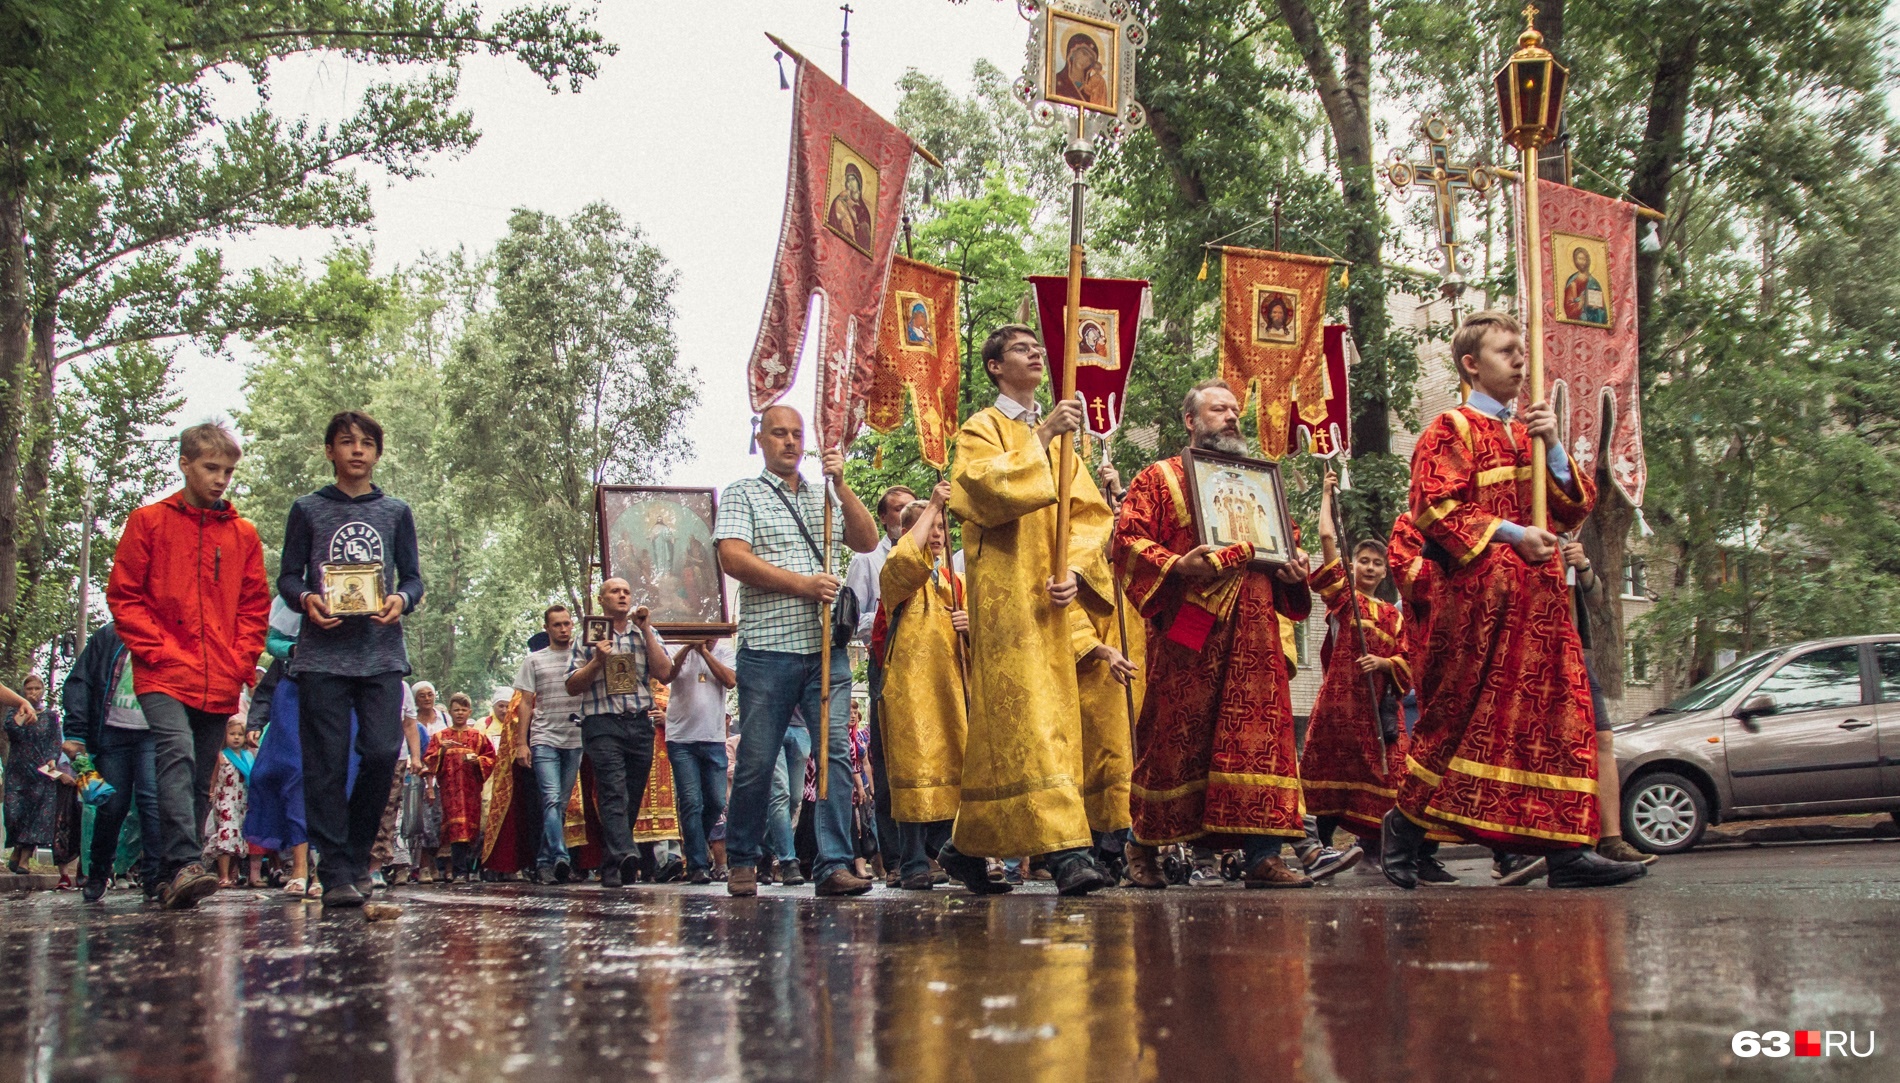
185, 0, 1030, 490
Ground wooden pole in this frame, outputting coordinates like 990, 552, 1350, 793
1521, 146, 1548, 529
818, 485, 834, 800
1103, 438, 1137, 757
1053, 242, 1082, 581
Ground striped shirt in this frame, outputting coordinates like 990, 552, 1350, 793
715, 470, 845, 655
513, 647, 585, 749
566, 623, 653, 718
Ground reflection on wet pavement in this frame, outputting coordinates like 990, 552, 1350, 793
0, 843, 1894, 1081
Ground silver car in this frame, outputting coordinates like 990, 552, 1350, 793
1612, 634, 1900, 854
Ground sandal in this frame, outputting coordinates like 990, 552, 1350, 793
282, 877, 307, 898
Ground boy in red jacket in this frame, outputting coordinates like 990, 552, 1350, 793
106, 422, 270, 909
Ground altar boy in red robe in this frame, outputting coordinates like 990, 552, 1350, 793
1380, 311, 1646, 890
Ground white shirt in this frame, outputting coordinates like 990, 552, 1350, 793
994, 392, 1042, 425
845, 534, 897, 644
665, 639, 736, 744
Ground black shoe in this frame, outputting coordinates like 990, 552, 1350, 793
82, 872, 109, 903
601, 862, 623, 889
1380, 809, 1426, 890
653, 855, 685, 884
1050, 851, 1113, 897
322, 882, 366, 908
553, 858, 573, 884
756, 860, 777, 886
898, 871, 935, 890
1416, 854, 1460, 885
1546, 847, 1648, 889
938, 845, 1011, 895
688, 866, 712, 885
618, 855, 642, 887
1495, 853, 1548, 886
778, 859, 806, 887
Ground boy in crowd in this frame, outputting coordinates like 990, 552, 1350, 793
278, 411, 425, 907
106, 422, 270, 909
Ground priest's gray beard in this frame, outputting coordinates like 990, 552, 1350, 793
1191, 427, 1251, 456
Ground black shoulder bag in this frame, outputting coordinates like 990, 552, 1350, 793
764, 482, 859, 649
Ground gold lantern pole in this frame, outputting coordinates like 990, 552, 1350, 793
1494, 3, 1568, 529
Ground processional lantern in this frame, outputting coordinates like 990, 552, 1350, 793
1493, 3, 1569, 529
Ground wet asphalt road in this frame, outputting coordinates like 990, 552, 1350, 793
0, 840, 1895, 1082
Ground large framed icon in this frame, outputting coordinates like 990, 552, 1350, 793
595, 485, 735, 639
1179, 447, 1298, 569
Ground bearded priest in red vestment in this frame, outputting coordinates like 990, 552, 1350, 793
1112, 379, 1316, 890
1380, 311, 1646, 890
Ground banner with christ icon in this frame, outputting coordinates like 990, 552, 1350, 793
1026, 274, 1149, 437
747, 44, 920, 449
866, 256, 961, 469
1518, 179, 1646, 505
1218, 247, 1331, 459
1288, 324, 1354, 459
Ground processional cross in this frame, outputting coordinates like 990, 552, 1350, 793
1384, 113, 1497, 301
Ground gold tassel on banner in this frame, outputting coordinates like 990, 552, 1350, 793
873, 445, 883, 469
1338, 265, 1349, 289
1197, 251, 1209, 280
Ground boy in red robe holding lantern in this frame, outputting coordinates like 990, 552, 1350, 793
1380, 311, 1647, 890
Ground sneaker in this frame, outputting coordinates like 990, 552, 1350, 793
814, 868, 874, 897
688, 866, 712, 885
1596, 836, 1657, 865
388, 865, 411, 886
321, 882, 367, 908
1188, 865, 1225, 886
727, 865, 758, 897
160, 864, 220, 911
652, 855, 686, 884
1050, 853, 1113, 897
1495, 854, 1548, 886
82, 871, 109, 903
1243, 855, 1315, 889
369, 870, 387, 889
1416, 854, 1460, 885
1302, 844, 1364, 882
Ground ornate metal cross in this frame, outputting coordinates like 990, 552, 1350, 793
1384, 113, 1497, 296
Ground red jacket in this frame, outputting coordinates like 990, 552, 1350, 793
105, 491, 270, 714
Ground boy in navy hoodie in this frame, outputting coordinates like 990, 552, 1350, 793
278, 411, 425, 907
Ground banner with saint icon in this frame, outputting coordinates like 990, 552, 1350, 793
866, 256, 962, 469
1517, 179, 1646, 505
747, 47, 920, 449
1217, 246, 1331, 459
1027, 274, 1149, 437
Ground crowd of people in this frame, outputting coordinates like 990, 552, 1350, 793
0, 309, 1657, 906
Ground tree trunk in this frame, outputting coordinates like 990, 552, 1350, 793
1579, 26, 1701, 712
1277, 0, 1390, 523
3, 307, 60, 674
0, 186, 28, 680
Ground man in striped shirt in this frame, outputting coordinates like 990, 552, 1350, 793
715, 404, 878, 897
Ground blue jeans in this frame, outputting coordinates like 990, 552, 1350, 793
531, 745, 583, 871
729, 648, 856, 881
900, 820, 952, 879
88, 725, 161, 884
766, 720, 810, 861
668, 741, 728, 872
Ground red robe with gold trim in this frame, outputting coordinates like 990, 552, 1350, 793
1399, 406, 1599, 852
1298, 559, 1410, 838
1113, 457, 1312, 846
1386, 512, 1438, 684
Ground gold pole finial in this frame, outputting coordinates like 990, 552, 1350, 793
1521, 2, 1539, 27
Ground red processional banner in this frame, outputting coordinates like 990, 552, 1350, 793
1218, 247, 1332, 460
747, 51, 918, 449
1027, 274, 1149, 437
1287, 324, 1354, 459
1519, 179, 1646, 506
866, 256, 962, 469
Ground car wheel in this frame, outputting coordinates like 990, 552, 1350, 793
1623, 771, 1708, 855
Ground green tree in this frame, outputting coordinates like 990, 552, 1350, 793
446, 203, 699, 614
0, 0, 613, 677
